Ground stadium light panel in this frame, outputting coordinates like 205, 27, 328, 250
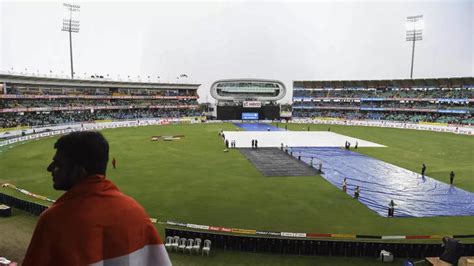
405, 18, 424, 31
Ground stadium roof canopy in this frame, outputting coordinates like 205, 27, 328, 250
210, 79, 286, 101
293, 77, 474, 89
0, 74, 200, 90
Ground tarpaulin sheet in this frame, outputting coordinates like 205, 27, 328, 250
289, 147, 474, 217
234, 123, 285, 131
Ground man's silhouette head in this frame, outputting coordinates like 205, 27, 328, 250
47, 131, 109, 190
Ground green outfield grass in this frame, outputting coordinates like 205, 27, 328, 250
0, 122, 473, 264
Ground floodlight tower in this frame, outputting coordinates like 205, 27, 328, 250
62, 3, 80, 79
406, 15, 423, 79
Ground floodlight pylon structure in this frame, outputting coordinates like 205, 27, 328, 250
406, 15, 423, 79
62, 3, 80, 79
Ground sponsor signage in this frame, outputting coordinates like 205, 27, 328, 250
256, 231, 282, 236
231, 228, 257, 235
438, 109, 469, 114
437, 98, 468, 103
360, 98, 386, 101
243, 101, 262, 108
360, 107, 385, 111
317, 106, 357, 110
241, 112, 259, 120
281, 232, 307, 238
292, 106, 312, 110
207, 226, 232, 232
186, 223, 210, 230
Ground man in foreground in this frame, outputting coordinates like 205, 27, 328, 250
23, 131, 171, 266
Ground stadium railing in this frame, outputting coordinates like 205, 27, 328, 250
0, 193, 48, 216
165, 228, 474, 259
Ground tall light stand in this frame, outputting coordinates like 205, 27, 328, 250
62, 3, 80, 79
406, 15, 423, 79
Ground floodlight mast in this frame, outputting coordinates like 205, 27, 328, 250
406, 15, 423, 79
62, 3, 80, 79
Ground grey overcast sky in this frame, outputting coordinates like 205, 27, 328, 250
0, 0, 472, 103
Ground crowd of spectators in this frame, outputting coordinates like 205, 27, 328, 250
293, 88, 473, 99
1, 86, 201, 128
0, 109, 202, 128
292, 110, 473, 125
293, 100, 473, 111
6, 87, 198, 97
292, 87, 473, 124
0, 99, 198, 109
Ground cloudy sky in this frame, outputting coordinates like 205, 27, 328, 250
0, 0, 472, 103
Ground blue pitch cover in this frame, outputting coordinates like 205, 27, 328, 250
235, 123, 474, 217
234, 123, 284, 131
290, 147, 474, 218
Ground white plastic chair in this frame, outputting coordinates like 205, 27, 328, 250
171, 236, 180, 252
193, 238, 202, 255
202, 239, 211, 256
185, 238, 194, 254
164, 236, 173, 251
178, 237, 187, 253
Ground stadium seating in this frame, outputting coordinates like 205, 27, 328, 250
293, 87, 472, 99
0, 75, 201, 128
165, 236, 173, 251
171, 236, 180, 252
193, 238, 202, 255
178, 238, 187, 253
292, 110, 474, 125
0, 109, 201, 128
161, 236, 210, 256
202, 239, 212, 256
292, 79, 473, 125
185, 238, 194, 254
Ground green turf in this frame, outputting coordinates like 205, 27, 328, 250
0, 209, 36, 262
0, 122, 473, 263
